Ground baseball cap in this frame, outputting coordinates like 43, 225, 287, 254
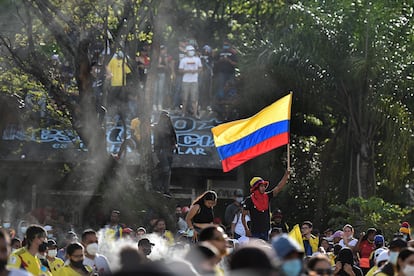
389, 238, 407, 249
136, 227, 146, 233
332, 230, 343, 239
374, 235, 385, 245
376, 250, 389, 265
272, 234, 303, 260
249, 177, 269, 189
47, 239, 57, 247
138, 238, 154, 247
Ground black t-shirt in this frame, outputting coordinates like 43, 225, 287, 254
192, 203, 214, 224
243, 192, 274, 233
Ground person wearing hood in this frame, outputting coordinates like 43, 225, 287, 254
81, 230, 110, 276
272, 234, 305, 276
333, 247, 363, 276
242, 170, 290, 241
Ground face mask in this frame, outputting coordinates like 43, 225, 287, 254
403, 234, 408, 240
236, 197, 243, 203
20, 227, 27, 234
86, 243, 99, 256
403, 264, 414, 275
48, 249, 57, 258
281, 259, 302, 276
389, 251, 399, 265
47, 234, 54, 239
187, 50, 195, 57
2, 223, 10, 228
223, 45, 230, 50
71, 260, 84, 268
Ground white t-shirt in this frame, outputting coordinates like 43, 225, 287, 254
83, 254, 111, 275
232, 212, 250, 237
179, 56, 202, 83
339, 237, 358, 248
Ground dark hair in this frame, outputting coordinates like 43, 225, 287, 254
25, 225, 46, 246
81, 229, 97, 242
67, 242, 84, 256
397, 247, 414, 271
119, 246, 144, 271
307, 254, 331, 270
361, 228, 377, 242
199, 226, 220, 242
302, 221, 313, 228
11, 237, 21, 246
229, 247, 273, 272
192, 191, 217, 206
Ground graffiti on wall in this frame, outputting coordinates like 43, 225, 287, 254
2, 116, 221, 157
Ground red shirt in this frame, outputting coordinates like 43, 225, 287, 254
359, 239, 375, 268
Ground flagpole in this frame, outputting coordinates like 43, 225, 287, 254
287, 143, 290, 170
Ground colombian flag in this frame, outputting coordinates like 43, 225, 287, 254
211, 93, 292, 172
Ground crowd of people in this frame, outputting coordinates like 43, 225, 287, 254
87, 37, 240, 126
1, 172, 413, 275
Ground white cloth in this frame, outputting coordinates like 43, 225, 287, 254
83, 254, 111, 275
179, 56, 202, 83
339, 237, 358, 248
232, 212, 250, 237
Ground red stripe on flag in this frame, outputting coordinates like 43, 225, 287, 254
221, 132, 289, 172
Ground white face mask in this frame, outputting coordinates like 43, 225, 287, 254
86, 243, 99, 256
47, 249, 57, 258
403, 264, 414, 275
236, 197, 243, 203
2, 223, 11, 228
20, 227, 27, 234
187, 50, 195, 57
389, 251, 399, 265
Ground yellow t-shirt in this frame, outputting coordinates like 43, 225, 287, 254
108, 57, 131, 86
48, 257, 65, 276
8, 247, 43, 275
55, 264, 93, 276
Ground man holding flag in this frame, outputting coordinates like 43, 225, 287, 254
241, 171, 290, 241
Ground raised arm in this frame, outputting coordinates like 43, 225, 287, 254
271, 170, 290, 197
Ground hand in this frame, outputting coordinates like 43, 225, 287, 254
245, 229, 252, 237
192, 231, 198, 242
343, 263, 355, 275
334, 261, 342, 274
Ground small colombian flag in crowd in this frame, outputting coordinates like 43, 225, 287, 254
211, 93, 292, 172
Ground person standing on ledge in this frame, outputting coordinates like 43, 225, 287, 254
242, 170, 290, 241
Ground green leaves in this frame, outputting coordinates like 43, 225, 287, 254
330, 196, 413, 238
